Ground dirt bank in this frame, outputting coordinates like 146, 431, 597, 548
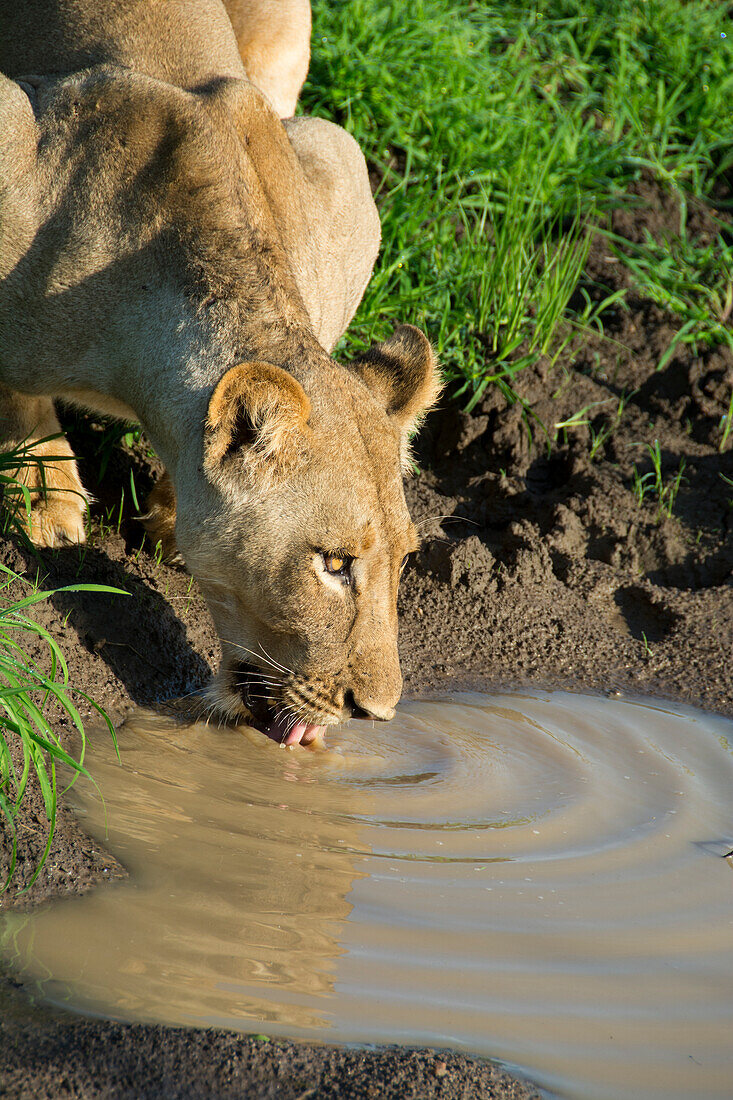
1, 179, 731, 1098
0, 1000, 539, 1100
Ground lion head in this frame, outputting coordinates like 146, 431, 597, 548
170, 325, 441, 745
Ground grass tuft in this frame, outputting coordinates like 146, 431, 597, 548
631, 440, 686, 520
0, 564, 126, 894
604, 220, 733, 366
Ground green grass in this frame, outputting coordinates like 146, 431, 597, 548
302, 0, 733, 401
605, 218, 733, 367
1, 441, 127, 894
0, 565, 125, 894
721, 473, 733, 508
631, 439, 686, 520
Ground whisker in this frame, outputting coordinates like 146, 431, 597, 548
222, 638, 292, 679
272, 701, 293, 724
233, 675, 283, 689
414, 514, 479, 528
441, 515, 479, 527
272, 697, 309, 739
257, 641, 295, 678
282, 701, 310, 741
172, 686, 207, 703
414, 513, 455, 526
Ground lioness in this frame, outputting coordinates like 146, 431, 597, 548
0, 0, 441, 745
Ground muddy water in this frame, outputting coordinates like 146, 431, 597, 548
2, 692, 733, 1099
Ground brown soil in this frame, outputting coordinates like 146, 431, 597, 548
0, 984, 537, 1100
1, 178, 731, 1099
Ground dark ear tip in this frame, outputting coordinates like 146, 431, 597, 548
393, 323, 430, 344
362, 325, 434, 373
382, 324, 433, 355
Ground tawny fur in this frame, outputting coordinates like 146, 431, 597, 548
0, 383, 89, 547
225, 0, 311, 118
143, 472, 180, 563
0, 0, 441, 726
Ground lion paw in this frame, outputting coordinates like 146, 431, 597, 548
18, 495, 88, 548
3, 447, 89, 548
1, 413, 89, 549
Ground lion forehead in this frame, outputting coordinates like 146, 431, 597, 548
294, 443, 411, 553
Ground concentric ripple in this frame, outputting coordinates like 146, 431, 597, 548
2, 692, 732, 1100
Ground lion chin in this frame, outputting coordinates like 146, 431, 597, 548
202, 661, 336, 747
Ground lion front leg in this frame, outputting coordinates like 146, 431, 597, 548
143, 470, 181, 563
0, 384, 88, 548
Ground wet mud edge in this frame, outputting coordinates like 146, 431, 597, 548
1, 177, 732, 1098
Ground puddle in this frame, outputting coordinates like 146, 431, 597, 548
2, 691, 733, 1100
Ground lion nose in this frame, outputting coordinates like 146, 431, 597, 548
344, 691, 395, 722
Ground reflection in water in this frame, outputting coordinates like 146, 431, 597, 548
2, 692, 733, 1100
3, 713, 369, 1032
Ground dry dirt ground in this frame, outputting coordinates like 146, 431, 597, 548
1, 180, 731, 1098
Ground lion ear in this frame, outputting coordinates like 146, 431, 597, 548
351, 325, 443, 435
204, 362, 310, 474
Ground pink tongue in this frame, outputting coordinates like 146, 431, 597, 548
263, 716, 326, 747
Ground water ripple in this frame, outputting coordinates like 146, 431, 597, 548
2, 691, 732, 1100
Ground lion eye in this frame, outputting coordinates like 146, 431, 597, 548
323, 550, 351, 577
